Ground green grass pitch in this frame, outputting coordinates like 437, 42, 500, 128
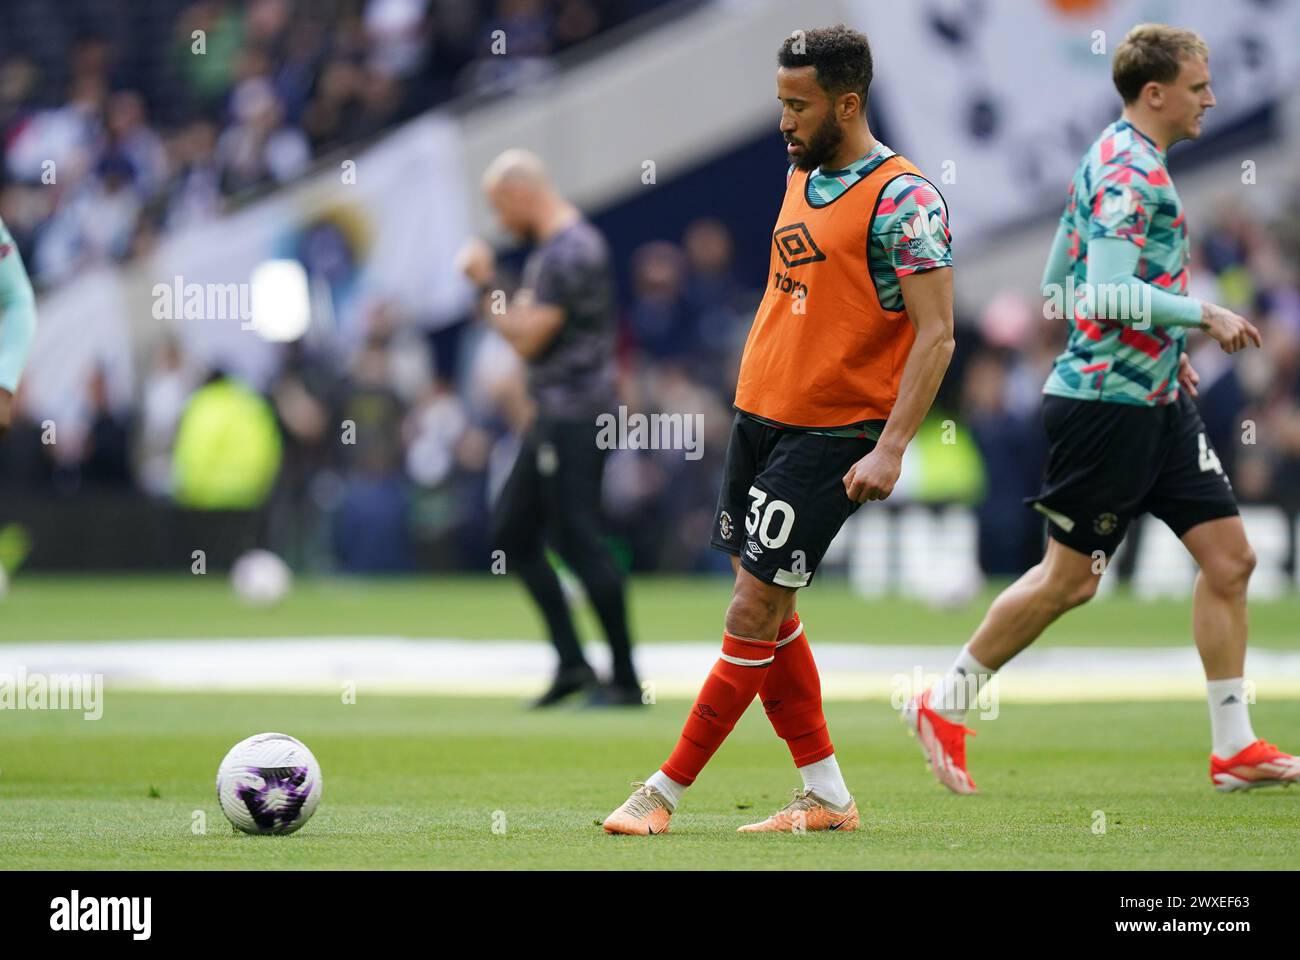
4, 692, 1299, 870
2, 575, 1299, 869
6, 572, 1300, 648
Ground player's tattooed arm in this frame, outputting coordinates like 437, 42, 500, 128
455, 236, 565, 359
843, 266, 955, 502
1198, 301, 1261, 354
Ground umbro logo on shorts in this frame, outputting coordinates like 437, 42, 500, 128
744, 539, 763, 561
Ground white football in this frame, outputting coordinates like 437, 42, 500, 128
230, 550, 292, 607
216, 732, 322, 835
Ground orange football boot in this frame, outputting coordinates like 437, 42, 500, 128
1211, 740, 1300, 792
603, 782, 672, 835
901, 689, 978, 795
737, 789, 858, 833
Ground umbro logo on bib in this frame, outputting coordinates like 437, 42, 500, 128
773, 222, 826, 269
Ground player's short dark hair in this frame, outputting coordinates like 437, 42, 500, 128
1112, 24, 1209, 104
777, 24, 873, 111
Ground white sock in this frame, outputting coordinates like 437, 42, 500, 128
1207, 678, 1257, 758
645, 770, 686, 812
928, 645, 996, 723
798, 753, 852, 809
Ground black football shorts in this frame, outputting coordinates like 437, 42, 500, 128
1026, 391, 1239, 557
710, 412, 876, 588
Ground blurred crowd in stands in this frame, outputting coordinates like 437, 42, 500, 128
0, 0, 671, 287
1, 1, 1299, 577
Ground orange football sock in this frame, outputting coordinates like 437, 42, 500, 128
661, 631, 777, 786
759, 613, 834, 767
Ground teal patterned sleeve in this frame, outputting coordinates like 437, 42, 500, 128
1041, 219, 1071, 292
0, 217, 37, 393
868, 174, 952, 311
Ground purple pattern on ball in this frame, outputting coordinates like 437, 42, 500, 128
237, 765, 312, 830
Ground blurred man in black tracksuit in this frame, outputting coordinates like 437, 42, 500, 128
457, 149, 640, 708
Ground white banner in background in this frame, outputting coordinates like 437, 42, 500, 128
850, 0, 1300, 237
25, 112, 474, 410
22, 265, 134, 437
152, 111, 474, 386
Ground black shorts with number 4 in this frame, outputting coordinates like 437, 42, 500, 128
710, 412, 876, 588
1026, 391, 1239, 557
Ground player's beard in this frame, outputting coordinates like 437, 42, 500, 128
789, 111, 844, 172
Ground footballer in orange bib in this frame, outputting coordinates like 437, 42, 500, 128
604, 24, 955, 836
734, 152, 927, 429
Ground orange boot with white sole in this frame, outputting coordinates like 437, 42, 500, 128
1210, 740, 1300, 792
737, 789, 858, 833
901, 689, 978, 795
602, 783, 672, 835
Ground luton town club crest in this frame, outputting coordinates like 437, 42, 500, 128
1094, 512, 1119, 536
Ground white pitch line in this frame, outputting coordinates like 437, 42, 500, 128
3, 638, 1300, 702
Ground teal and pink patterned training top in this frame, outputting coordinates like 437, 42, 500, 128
783, 142, 951, 439
1043, 118, 1195, 407
799, 141, 952, 313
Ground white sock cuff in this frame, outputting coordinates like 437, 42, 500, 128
796, 753, 852, 810
956, 644, 995, 677
1206, 677, 1256, 759
645, 770, 686, 812
1207, 677, 1246, 697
